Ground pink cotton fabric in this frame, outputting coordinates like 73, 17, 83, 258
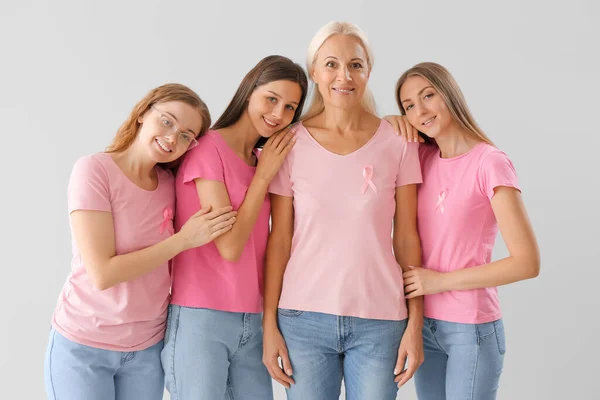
417, 142, 520, 324
269, 121, 422, 321
52, 153, 174, 351
170, 131, 270, 313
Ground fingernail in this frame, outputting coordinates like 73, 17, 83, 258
394, 367, 400, 374
286, 369, 293, 375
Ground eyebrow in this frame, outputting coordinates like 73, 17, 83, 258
164, 111, 197, 135
324, 56, 365, 63
401, 85, 434, 105
268, 90, 299, 105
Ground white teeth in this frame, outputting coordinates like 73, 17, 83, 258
264, 117, 277, 126
156, 138, 172, 152
334, 88, 353, 93
423, 117, 436, 125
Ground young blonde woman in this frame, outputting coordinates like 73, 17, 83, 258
263, 22, 424, 399
45, 84, 236, 400
385, 62, 540, 399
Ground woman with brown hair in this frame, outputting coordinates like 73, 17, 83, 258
44, 84, 237, 400
161, 55, 308, 399
386, 62, 540, 399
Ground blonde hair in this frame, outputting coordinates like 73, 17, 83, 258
303, 21, 377, 120
395, 62, 494, 146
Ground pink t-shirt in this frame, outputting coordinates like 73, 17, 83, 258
52, 153, 174, 351
269, 120, 422, 321
417, 142, 520, 324
170, 131, 270, 313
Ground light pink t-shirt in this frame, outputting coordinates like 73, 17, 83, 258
170, 131, 270, 313
52, 153, 174, 351
417, 142, 520, 324
269, 121, 422, 321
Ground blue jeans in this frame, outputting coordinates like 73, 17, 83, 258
161, 304, 273, 399
277, 309, 407, 400
44, 328, 164, 400
414, 317, 506, 400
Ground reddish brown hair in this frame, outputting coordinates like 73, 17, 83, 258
106, 83, 211, 165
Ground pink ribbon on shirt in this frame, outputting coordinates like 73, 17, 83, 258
160, 207, 174, 235
435, 189, 448, 214
361, 165, 378, 194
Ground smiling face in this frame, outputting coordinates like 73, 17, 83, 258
137, 101, 203, 163
311, 34, 370, 111
399, 75, 454, 139
246, 79, 302, 138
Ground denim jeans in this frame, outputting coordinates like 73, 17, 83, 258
277, 308, 407, 400
44, 328, 165, 400
161, 304, 273, 399
414, 317, 506, 400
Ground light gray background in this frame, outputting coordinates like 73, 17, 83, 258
1, 0, 598, 398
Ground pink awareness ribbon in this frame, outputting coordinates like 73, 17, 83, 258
160, 207, 174, 235
361, 165, 378, 194
435, 189, 449, 214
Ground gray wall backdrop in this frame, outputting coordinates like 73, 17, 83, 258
1, 0, 598, 398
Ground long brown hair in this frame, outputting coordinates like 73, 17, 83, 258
106, 83, 211, 165
212, 55, 308, 147
395, 62, 494, 146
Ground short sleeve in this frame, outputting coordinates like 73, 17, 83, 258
180, 135, 224, 184
269, 156, 293, 197
396, 140, 423, 187
479, 150, 520, 200
68, 155, 112, 213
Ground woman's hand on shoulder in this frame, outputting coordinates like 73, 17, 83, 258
383, 115, 424, 143
255, 126, 296, 183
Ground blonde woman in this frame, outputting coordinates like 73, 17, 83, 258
385, 62, 540, 399
263, 22, 424, 399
